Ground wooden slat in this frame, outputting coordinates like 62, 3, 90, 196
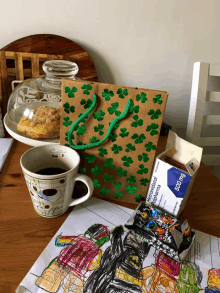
204, 115, 220, 125
206, 91, 220, 102
0, 51, 8, 114
200, 137, 220, 146
31, 53, 39, 77
5, 51, 64, 61
15, 52, 24, 80
202, 154, 220, 165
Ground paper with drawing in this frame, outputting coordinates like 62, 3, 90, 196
17, 198, 220, 293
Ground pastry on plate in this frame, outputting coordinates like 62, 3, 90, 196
17, 106, 61, 139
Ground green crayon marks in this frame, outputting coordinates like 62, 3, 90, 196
100, 188, 110, 196
121, 156, 133, 167
103, 173, 114, 183
129, 102, 140, 114
148, 109, 162, 120
103, 158, 115, 170
136, 92, 147, 103
80, 98, 92, 109
132, 133, 146, 144
114, 191, 124, 198
85, 154, 96, 163
131, 115, 143, 127
108, 102, 121, 116
94, 110, 105, 121
117, 88, 128, 99
135, 194, 142, 202
94, 124, 104, 136
79, 166, 86, 173
111, 144, 123, 154
138, 153, 149, 163
91, 166, 102, 175
102, 89, 114, 101
153, 94, 163, 104
109, 133, 118, 142
63, 117, 72, 127
140, 178, 150, 186
89, 136, 100, 143
126, 175, 136, 184
145, 142, 156, 152
137, 164, 148, 175
82, 84, 92, 95
125, 143, 136, 153
76, 125, 86, 135
93, 179, 101, 188
98, 147, 108, 158
119, 128, 129, 138
63, 102, 75, 114
65, 86, 77, 98
117, 167, 127, 177
113, 182, 122, 190
125, 185, 137, 194
146, 123, 159, 136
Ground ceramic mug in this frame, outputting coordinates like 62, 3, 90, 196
20, 144, 94, 218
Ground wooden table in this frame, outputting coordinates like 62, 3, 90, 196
1, 135, 220, 292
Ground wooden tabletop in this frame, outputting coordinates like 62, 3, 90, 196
1, 134, 220, 292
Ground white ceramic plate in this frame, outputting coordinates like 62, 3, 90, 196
4, 113, 60, 147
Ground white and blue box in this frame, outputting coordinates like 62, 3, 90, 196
146, 130, 203, 216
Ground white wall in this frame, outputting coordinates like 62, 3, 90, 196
1, 0, 220, 176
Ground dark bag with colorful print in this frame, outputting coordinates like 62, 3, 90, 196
60, 79, 168, 205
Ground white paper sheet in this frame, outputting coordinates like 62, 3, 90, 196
16, 198, 220, 293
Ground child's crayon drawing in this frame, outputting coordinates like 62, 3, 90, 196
16, 198, 220, 293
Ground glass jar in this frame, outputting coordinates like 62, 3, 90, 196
7, 60, 79, 141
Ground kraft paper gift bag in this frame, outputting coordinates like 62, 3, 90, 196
60, 79, 168, 205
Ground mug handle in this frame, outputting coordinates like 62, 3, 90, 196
69, 174, 94, 206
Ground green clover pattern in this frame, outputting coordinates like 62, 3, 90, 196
89, 136, 100, 143
91, 166, 102, 176
63, 117, 72, 127
121, 156, 133, 167
153, 94, 163, 104
102, 89, 114, 101
126, 176, 136, 184
114, 191, 124, 198
140, 178, 150, 186
113, 182, 122, 190
131, 115, 143, 127
93, 179, 101, 188
145, 142, 156, 152
137, 164, 148, 175
117, 168, 127, 177
129, 102, 140, 114
108, 102, 121, 116
136, 92, 147, 103
110, 133, 118, 142
119, 128, 129, 138
125, 143, 136, 153
98, 147, 108, 158
65, 86, 77, 98
82, 84, 92, 95
146, 123, 159, 136
138, 153, 149, 163
148, 109, 162, 120
125, 185, 137, 194
93, 110, 105, 121
132, 133, 146, 144
117, 88, 128, 99
111, 144, 123, 154
85, 154, 96, 163
76, 125, 87, 136
103, 158, 115, 170
104, 173, 114, 183
135, 194, 142, 202
80, 98, 92, 109
94, 124, 104, 136
100, 188, 110, 196
63, 102, 75, 114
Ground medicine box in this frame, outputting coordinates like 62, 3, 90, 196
146, 130, 203, 216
